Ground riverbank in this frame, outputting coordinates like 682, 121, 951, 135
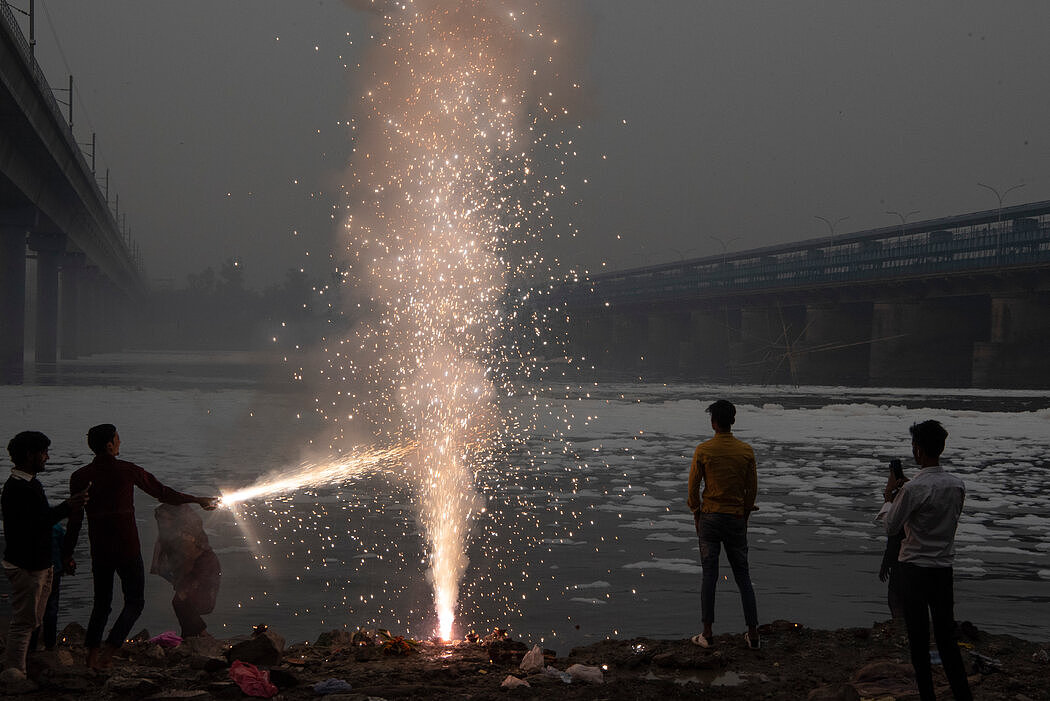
7, 618, 1048, 699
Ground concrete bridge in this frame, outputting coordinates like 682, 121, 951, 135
554, 200, 1050, 388
1, 3, 144, 383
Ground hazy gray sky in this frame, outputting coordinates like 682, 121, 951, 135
25, 1, 1050, 286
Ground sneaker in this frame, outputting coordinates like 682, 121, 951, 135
745, 631, 760, 649
690, 633, 711, 648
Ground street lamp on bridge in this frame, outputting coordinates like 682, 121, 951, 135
885, 209, 920, 236
977, 182, 1025, 226
815, 215, 849, 246
708, 235, 739, 267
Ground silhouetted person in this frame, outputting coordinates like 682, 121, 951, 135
2, 431, 88, 688
62, 424, 217, 669
883, 420, 972, 701
151, 503, 221, 638
687, 399, 760, 650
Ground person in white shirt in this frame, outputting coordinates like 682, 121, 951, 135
883, 420, 972, 701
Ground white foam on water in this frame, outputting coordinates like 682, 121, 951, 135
623, 559, 702, 575
645, 533, 693, 543
571, 581, 611, 590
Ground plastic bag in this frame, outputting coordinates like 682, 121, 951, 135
229, 660, 278, 698
567, 663, 604, 684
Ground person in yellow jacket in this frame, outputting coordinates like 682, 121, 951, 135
687, 399, 760, 650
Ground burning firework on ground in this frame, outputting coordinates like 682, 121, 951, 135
225, 1, 585, 642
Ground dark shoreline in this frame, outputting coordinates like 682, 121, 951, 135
6, 618, 1048, 699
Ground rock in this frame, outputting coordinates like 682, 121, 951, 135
268, 667, 300, 688
652, 650, 723, 670
226, 629, 285, 666
566, 663, 604, 683
204, 680, 242, 699
56, 648, 75, 666
850, 660, 917, 698
501, 674, 531, 688
486, 638, 528, 663
184, 634, 227, 658
519, 644, 544, 673
39, 668, 94, 692
806, 684, 861, 701
189, 654, 229, 672
131, 628, 152, 642
316, 629, 354, 648
137, 643, 169, 666
105, 675, 162, 696
58, 621, 87, 646
144, 690, 213, 700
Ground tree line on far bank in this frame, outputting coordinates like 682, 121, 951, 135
138, 259, 341, 351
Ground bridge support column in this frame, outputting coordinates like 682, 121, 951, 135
575, 309, 648, 378
29, 233, 64, 366
735, 304, 805, 384
972, 295, 1050, 388
679, 308, 733, 381
0, 225, 28, 384
78, 267, 101, 356
869, 297, 989, 387
60, 253, 85, 360
646, 311, 690, 378
795, 302, 873, 386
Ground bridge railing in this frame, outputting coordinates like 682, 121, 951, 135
558, 217, 1050, 307
1, 1, 141, 279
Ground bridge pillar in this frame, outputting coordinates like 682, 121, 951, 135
0, 225, 28, 383
735, 304, 805, 384
972, 295, 1050, 388
576, 309, 648, 377
60, 253, 85, 360
28, 233, 64, 366
795, 302, 873, 386
78, 266, 101, 356
679, 308, 733, 381
646, 310, 690, 377
869, 297, 989, 387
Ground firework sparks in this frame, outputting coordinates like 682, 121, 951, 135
219, 443, 415, 507
314, 1, 577, 640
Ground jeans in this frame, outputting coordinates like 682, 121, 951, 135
697, 512, 758, 627
3, 566, 52, 672
900, 563, 972, 701
86, 554, 145, 649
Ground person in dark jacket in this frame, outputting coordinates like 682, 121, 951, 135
62, 424, 217, 669
2, 431, 88, 684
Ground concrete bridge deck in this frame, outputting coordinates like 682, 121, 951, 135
553, 201, 1050, 388
1, 2, 144, 382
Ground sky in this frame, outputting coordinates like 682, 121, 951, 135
20, 0, 1050, 287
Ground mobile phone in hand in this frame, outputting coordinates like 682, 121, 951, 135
889, 459, 904, 481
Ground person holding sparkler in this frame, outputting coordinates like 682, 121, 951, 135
62, 424, 218, 670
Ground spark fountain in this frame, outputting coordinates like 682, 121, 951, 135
320, 1, 578, 640
220, 1, 580, 643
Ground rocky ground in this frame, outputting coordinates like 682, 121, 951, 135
3, 619, 1048, 700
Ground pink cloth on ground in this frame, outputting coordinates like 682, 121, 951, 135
229, 660, 279, 698
148, 631, 183, 648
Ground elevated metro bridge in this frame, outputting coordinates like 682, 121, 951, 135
1, 2, 144, 382
552, 201, 1050, 388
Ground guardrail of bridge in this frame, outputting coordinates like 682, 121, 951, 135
1, 2, 142, 287
555, 220, 1050, 307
